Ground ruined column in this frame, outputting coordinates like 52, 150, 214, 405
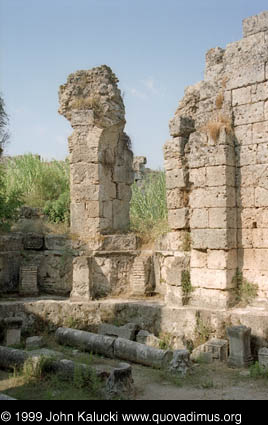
58, 65, 133, 243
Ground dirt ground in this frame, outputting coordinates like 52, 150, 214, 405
1, 346, 268, 400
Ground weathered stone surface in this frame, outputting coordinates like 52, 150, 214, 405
23, 233, 44, 250
129, 254, 155, 296
227, 325, 253, 368
243, 10, 268, 37
71, 257, 93, 301
55, 327, 115, 358
98, 323, 138, 341
258, 347, 268, 369
25, 336, 45, 349
99, 234, 137, 251
169, 349, 191, 376
3, 317, 23, 346
136, 330, 161, 348
114, 337, 173, 368
106, 362, 134, 398
59, 66, 133, 239
19, 265, 38, 296
44, 235, 69, 251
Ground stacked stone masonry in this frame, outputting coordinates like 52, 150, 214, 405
162, 10, 268, 308
58, 65, 134, 241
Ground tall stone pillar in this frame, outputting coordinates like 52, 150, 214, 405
58, 65, 133, 244
188, 128, 238, 308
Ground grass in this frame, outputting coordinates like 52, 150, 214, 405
4, 154, 69, 207
181, 270, 193, 305
130, 171, 168, 245
201, 113, 233, 142
194, 313, 213, 347
232, 269, 258, 307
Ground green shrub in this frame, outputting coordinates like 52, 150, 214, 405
44, 191, 70, 224
0, 165, 23, 230
250, 361, 268, 379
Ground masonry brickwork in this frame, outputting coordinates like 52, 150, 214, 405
162, 10, 268, 308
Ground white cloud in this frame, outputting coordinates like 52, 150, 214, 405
141, 77, 159, 94
130, 88, 148, 100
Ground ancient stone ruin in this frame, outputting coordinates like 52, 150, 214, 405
1, 11, 268, 370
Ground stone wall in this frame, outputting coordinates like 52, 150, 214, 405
58, 65, 133, 242
0, 233, 73, 296
162, 10, 268, 308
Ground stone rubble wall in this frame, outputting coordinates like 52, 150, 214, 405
162, 10, 268, 308
0, 233, 73, 296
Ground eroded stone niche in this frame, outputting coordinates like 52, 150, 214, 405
161, 10, 268, 308
58, 65, 134, 242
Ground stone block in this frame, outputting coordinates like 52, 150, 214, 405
233, 102, 264, 126
234, 124, 252, 145
257, 143, 268, 164
251, 82, 268, 103
168, 349, 191, 376
161, 254, 190, 287
189, 168, 206, 187
191, 229, 236, 250
238, 144, 257, 166
154, 231, 185, 251
164, 285, 184, 307
191, 339, 228, 362
44, 235, 69, 251
232, 86, 251, 106
243, 11, 268, 37
25, 336, 45, 350
0, 233, 23, 252
163, 138, 185, 161
3, 317, 23, 347
253, 229, 268, 248
207, 249, 237, 270
255, 187, 268, 207
204, 338, 228, 361
237, 187, 255, 208
169, 115, 195, 137
206, 166, 235, 187
208, 208, 237, 229
166, 189, 184, 209
19, 265, 38, 296
252, 120, 268, 143
191, 268, 236, 290
112, 200, 130, 231
256, 208, 268, 227
98, 323, 138, 341
23, 233, 44, 250
258, 347, 268, 369
190, 209, 208, 229
71, 256, 93, 301
168, 208, 188, 229
189, 287, 234, 309
166, 169, 186, 189
227, 326, 253, 368
100, 234, 137, 251
136, 330, 160, 348
190, 249, 207, 268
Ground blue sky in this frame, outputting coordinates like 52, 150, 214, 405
1, 0, 267, 169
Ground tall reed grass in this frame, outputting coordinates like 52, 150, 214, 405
130, 171, 168, 244
4, 154, 69, 207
